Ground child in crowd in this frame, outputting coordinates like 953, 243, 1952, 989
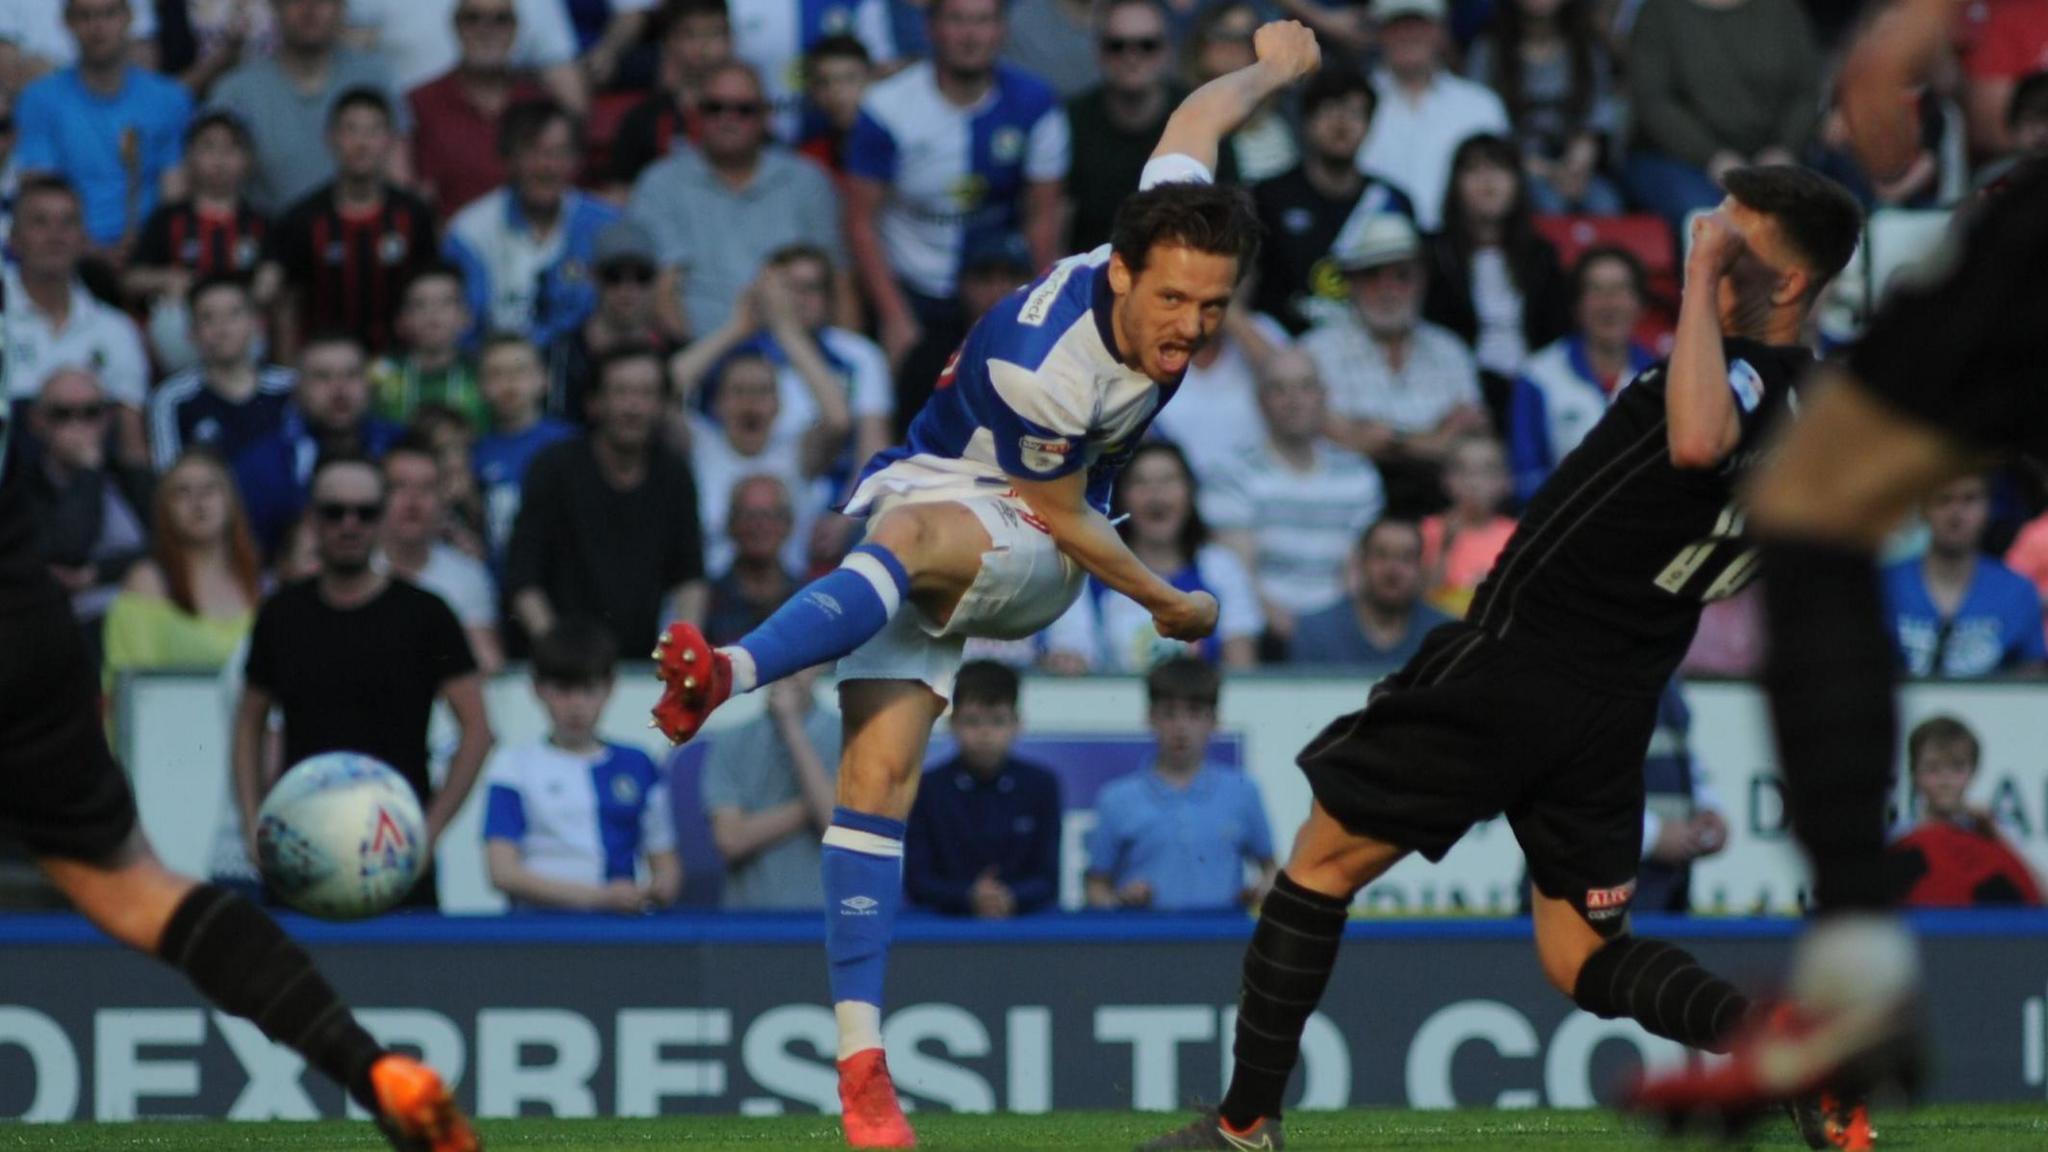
797, 34, 874, 178
1085, 659, 1276, 912
473, 333, 576, 569
1421, 433, 1517, 617
373, 264, 487, 429
483, 620, 682, 912
409, 404, 489, 561
1891, 716, 2042, 907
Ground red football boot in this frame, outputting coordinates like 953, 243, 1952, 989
838, 1048, 916, 1149
371, 1054, 481, 1152
650, 622, 732, 745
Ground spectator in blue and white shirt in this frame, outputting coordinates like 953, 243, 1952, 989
149, 274, 296, 470
844, 0, 1068, 368
1885, 474, 2047, 678
445, 99, 620, 353
484, 619, 682, 912
474, 332, 575, 568
1507, 246, 1656, 505
730, 0, 896, 143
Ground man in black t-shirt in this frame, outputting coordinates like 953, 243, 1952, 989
506, 346, 705, 655
233, 457, 496, 911
1248, 66, 1415, 334
1143, 167, 1865, 1152
1063, 0, 1178, 255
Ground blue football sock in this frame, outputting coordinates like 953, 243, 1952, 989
822, 806, 905, 1060
729, 544, 909, 692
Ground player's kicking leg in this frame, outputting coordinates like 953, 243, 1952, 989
651, 500, 992, 744
42, 834, 480, 1151
1629, 374, 1970, 1132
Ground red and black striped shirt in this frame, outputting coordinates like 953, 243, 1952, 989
133, 199, 275, 278
277, 184, 440, 355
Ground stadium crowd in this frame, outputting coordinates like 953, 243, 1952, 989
5, 0, 2046, 913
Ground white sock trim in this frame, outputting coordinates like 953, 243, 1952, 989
721, 646, 758, 695
822, 825, 904, 858
836, 1001, 884, 1062
841, 551, 905, 619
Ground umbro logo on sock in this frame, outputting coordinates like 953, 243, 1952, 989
840, 895, 880, 915
805, 590, 844, 618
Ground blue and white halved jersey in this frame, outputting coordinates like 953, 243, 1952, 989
846, 154, 1213, 519
482, 740, 675, 894
845, 61, 1068, 298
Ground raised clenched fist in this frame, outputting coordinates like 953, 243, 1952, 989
1253, 20, 1321, 84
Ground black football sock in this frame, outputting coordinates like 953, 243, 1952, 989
158, 884, 387, 1111
1573, 935, 1751, 1052
1760, 537, 1902, 912
1220, 872, 1349, 1128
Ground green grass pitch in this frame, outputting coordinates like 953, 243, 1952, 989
7, 1107, 2045, 1150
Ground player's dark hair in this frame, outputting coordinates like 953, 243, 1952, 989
1569, 244, 1648, 308
499, 96, 582, 160
1111, 441, 1209, 560
1109, 182, 1262, 280
401, 260, 467, 306
328, 86, 396, 130
805, 32, 871, 70
1720, 166, 1864, 291
1146, 656, 1221, 709
189, 270, 255, 311
533, 617, 620, 686
2010, 70, 2048, 129
1907, 715, 1981, 773
593, 344, 666, 394
954, 660, 1020, 710
185, 108, 253, 151
380, 430, 441, 475
1301, 60, 1377, 123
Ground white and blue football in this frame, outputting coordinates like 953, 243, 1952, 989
256, 752, 428, 919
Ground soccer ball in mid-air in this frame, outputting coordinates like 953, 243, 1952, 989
257, 752, 428, 919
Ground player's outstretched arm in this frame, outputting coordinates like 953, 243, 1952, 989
1009, 468, 1219, 643
1151, 20, 1321, 174
1666, 212, 1745, 470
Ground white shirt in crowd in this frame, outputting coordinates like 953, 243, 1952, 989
1203, 440, 1386, 618
1150, 313, 1289, 491
348, 0, 577, 90
482, 740, 675, 892
772, 327, 893, 444
2, 266, 150, 407
1468, 247, 1528, 378
1301, 315, 1483, 433
1356, 69, 1509, 230
686, 412, 823, 577
1043, 544, 1263, 672
377, 545, 500, 630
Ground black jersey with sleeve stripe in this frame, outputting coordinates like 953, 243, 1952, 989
1462, 337, 1814, 695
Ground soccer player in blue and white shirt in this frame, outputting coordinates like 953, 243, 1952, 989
484, 619, 680, 912
843, 0, 1068, 368
650, 21, 1323, 1149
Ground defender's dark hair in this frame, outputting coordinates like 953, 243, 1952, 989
533, 617, 620, 685
1301, 61, 1376, 123
328, 86, 395, 130
1109, 181, 1262, 279
1146, 656, 1221, 708
953, 660, 1021, 710
2010, 70, 2048, 129
499, 96, 582, 160
1721, 166, 1865, 291
1908, 715, 1981, 772
1569, 244, 1648, 308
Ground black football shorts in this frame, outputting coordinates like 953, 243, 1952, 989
1847, 158, 2048, 461
1298, 623, 1654, 934
0, 597, 140, 861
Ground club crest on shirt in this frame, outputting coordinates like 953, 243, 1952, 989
1018, 434, 1070, 474
990, 126, 1025, 165
610, 774, 641, 805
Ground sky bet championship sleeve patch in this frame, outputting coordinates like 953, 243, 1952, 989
1018, 434, 1074, 475
1727, 359, 1765, 414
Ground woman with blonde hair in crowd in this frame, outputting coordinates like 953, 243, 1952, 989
103, 448, 263, 683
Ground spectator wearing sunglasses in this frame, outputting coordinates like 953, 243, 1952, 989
628, 60, 844, 343
232, 332, 405, 556
445, 98, 620, 355
26, 367, 152, 661
407, 0, 548, 220
549, 218, 675, 424
234, 454, 495, 910
1063, 0, 1178, 255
